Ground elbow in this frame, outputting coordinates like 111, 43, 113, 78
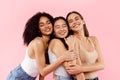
99, 63, 104, 70
101, 63, 105, 70
40, 73, 46, 77
40, 71, 47, 77
100, 65, 104, 70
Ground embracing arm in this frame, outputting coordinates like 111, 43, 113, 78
49, 39, 72, 68
40, 55, 66, 76
34, 39, 75, 79
67, 36, 104, 74
80, 36, 104, 72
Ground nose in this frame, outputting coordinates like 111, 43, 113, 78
73, 20, 77, 24
45, 24, 49, 28
60, 26, 64, 30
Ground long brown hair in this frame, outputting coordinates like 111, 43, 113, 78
66, 11, 89, 37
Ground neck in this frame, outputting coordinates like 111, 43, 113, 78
41, 35, 50, 44
74, 29, 85, 39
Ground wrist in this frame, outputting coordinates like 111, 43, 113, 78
58, 55, 65, 63
80, 65, 84, 72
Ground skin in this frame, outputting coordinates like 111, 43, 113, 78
53, 19, 68, 38
26, 16, 76, 80
66, 12, 104, 79
49, 19, 70, 64
49, 18, 83, 80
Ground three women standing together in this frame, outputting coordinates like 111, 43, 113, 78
7, 11, 104, 80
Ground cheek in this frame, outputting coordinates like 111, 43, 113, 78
54, 29, 58, 34
39, 27, 44, 31
49, 24, 53, 28
54, 31, 59, 37
69, 23, 73, 27
39, 27, 45, 33
69, 25, 73, 29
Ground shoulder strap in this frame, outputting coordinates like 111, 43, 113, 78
88, 37, 95, 48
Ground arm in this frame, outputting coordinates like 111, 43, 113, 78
81, 36, 104, 72
67, 36, 104, 74
65, 36, 76, 65
49, 39, 74, 68
50, 39, 85, 80
40, 39, 77, 77
34, 39, 76, 78
73, 36, 85, 80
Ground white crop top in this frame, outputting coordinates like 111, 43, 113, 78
21, 49, 39, 77
48, 49, 70, 77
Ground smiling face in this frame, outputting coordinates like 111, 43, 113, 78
54, 19, 68, 38
67, 13, 85, 32
39, 16, 53, 36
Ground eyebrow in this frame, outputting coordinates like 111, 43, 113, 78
55, 24, 67, 27
75, 16, 79, 18
46, 20, 50, 22
62, 24, 67, 26
55, 25, 60, 27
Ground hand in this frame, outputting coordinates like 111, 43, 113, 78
64, 35, 75, 50
66, 64, 82, 75
63, 51, 78, 62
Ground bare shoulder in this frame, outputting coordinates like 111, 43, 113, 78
30, 37, 44, 47
49, 39, 65, 51
27, 37, 44, 57
89, 36, 99, 45
50, 39, 63, 46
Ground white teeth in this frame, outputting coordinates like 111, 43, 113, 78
59, 31, 66, 35
73, 24, 79, 28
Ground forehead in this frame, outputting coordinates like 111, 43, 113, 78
68, 13, 80, 19
39, 16, 49, 22
54, 19, 66, 24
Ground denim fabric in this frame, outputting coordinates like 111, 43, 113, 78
56, 75, 74, 80
7, 65, 36, 80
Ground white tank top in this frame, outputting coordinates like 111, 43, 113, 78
21, 49, 39, 77
48, 49, 70, 77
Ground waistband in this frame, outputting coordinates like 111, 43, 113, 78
85, 77, 98, 80
53, 75, 73, 80
17, 65, 36, 79
72, 77, 98, 80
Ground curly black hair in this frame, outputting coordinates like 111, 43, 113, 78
23, 12, 54, 46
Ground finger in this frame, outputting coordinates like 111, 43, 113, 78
69, 64, 76, 67
67, 70, 74, 74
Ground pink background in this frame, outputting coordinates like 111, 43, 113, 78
0, 0, 120, 80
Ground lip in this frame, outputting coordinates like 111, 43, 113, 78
44, 28, 52, 32
59, 31, 67, 35
72, 24, 79, 28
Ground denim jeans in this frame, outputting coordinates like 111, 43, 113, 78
7, 65, 36, 80
55, 75, 74, 80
